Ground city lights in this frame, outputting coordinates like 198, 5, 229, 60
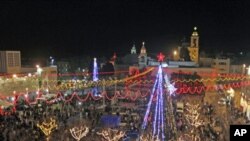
13, 74, 17, 78
0, 2, 248, 141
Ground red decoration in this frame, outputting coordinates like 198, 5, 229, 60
0, 80, 250, 115
157, 52, 165, 62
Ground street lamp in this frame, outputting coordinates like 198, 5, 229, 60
243, 64, 246, 74
49, 56, 55, 66
12, 74, 17, 78
173, 50, 177, 56
173, 50, 178, 61
36, 65, 43, 88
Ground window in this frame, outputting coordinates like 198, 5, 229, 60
218, 62, 227, 65
14, 53, 20, 66
7, 53, 14, 67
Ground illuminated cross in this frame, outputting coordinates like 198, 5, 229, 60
157, 52, 165, 62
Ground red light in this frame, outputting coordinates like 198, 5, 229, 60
157, 52, 165, 62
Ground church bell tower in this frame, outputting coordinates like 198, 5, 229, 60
131, 44, 137, 54
138, 42, 147, 68
188, 27, 199, 64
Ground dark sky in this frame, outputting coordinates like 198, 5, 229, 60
0, 0, 250, 59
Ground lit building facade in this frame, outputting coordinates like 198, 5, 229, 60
212, 58, 230, 74
40, 66, 58, 89
0, 51, 21, 74
57, 61, 70, 75
174, 27, 199, 64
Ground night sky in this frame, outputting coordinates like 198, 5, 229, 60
0, 0, 250, 59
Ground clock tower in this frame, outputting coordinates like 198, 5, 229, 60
138, 42, 147, 68
188, 27, 199, 64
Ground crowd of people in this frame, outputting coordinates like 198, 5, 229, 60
1, 88, 249, 141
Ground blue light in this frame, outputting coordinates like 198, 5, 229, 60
153, 85, 159, 135
142, 72, 159, 129
142, 65, 167, 140
93, 58, 99, 96
159, 71, 165, 139
93, 58, 98, 81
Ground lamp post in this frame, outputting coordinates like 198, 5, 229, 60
36, 65, 43, 89
242, 64, 246, 75
173, 50, 178, 61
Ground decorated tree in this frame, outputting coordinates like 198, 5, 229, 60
70, 125, 89, 141
185, 103, 204, 130
96, 128, 125, 141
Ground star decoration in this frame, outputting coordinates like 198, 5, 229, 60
157, 52, 165, 62
164, 75, 177, 95
166, 82, 177, 95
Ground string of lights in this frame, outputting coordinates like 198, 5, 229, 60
1, 79, 249, 100
0, 80, 249, 114
1, 74, 250, 115
1, 68, 247, 79
142, 64, 166, 141
1, 74, 248, 84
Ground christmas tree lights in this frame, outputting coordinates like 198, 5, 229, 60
93, 58, 99, 96
141, 54, 168, 140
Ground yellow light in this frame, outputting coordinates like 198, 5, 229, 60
37, 118, 57, 137
70, 125, 89, 140
13, 74, 17, 78
173, 50, 177, 56
37, 68, 43, 73
97, 128, 125, 141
